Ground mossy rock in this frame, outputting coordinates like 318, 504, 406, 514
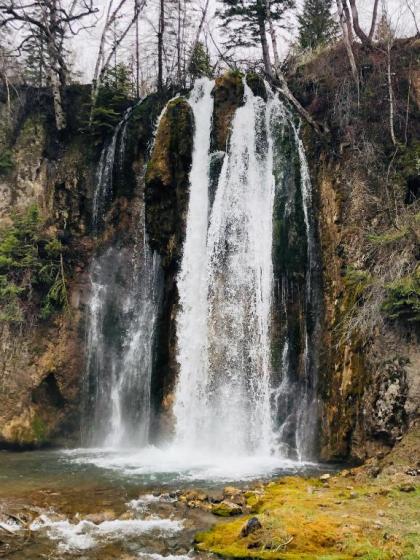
211, 71, 245, 152
246, 73, 267, 101
211, 500, 243, 517
145, 97, 194, 268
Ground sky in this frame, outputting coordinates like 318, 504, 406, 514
71, 0, 419, 82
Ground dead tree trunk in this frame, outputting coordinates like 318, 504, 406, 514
264, 0, 326, 135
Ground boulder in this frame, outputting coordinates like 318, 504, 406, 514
212, 500, 242, 517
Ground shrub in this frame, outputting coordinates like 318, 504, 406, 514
382, 267, 420, 323
0, 149, 13, 175
0, 205, 68, 325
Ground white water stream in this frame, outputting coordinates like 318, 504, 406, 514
175, 79, 283, 458
82, 77, 318, 476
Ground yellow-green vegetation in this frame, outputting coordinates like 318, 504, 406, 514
343, 266, 375, 308
0, 204, 68, 324
195, 473, 420, 560
382, 265, 420, 322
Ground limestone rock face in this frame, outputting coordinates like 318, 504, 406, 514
145, 97, 194, 269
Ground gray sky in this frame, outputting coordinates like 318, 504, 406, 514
71, 0, 419, 82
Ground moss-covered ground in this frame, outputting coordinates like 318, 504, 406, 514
195, 460, 420, 559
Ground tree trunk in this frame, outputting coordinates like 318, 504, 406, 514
387, 41, 397, 146
135, 0, 140, 97
336, 0, 359, 91
348, 0, 370, 46
257, 0, 272, 77
264, 0, 325, 135
176, 0, 181, 85
49, 68, 66, 130
157, 0, 164, 92
342, 0, 354, 41
368, 0, 380, 41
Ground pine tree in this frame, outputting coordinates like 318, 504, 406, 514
297, 0, 338, 51
217, 0, 294, 74
188, 42, 212, 80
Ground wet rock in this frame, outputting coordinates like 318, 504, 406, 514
212, 500, 243, 517
223, 486, 241, 496
185, 490, 207, 502
320, 474, 331, 481
207, 490, 224, 503
84, 510, 116, 524
240, 516, 262, 538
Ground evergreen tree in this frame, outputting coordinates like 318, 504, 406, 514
297, 0, 338, 51
217, 0, 294, 73
188, 42, 212, 80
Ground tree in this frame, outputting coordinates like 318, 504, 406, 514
90, 0, 146, 122
297, 0, 338, 50
188, 41, 212, 80
0, 0, 98, 130
217, 0, 294, 76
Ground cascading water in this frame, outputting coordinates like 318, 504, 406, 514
83, 106, 163, 448
80, 76, 319, 473
174, 78, 317, 459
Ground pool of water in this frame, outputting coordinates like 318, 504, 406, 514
0, 448, 336, 559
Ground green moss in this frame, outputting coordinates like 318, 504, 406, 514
246, 73, 267, 100
343, 267, 375, 307
195, 474, 420, 560
367, 228, 408, 245
211, 71, 245, 152
382, 267, 420, 322
31, 416, 47, 442
145, 97, 194, 267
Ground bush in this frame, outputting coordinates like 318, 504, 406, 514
382, 267, 420, 323
0, 205, 68, 325
0, 149, 13, 175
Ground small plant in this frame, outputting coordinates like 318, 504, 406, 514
0, 204, 69, 325
382, 267, 420, 323
344, 266, 375, 305
0, 149, 14, 175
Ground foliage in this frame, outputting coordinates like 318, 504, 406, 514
90, 63, 133, 139
217, 0, 294, 52
189, 42, 212, 80
297, 0, 338, 51
382, 267, 420, 322
343, 266, 374, 305
0, 205, 68, 325
0, 149, 13, 175
22, 33, 48, 87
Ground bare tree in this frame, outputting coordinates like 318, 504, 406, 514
265, 0, 326, 134
369, 0, 380, 41
336, 0, 359, 90
0, 0, 98, 130
185, 0, 211, 83
90, 0, 145, 120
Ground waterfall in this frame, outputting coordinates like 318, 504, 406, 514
83, 107, 163, 448
174, 79, 285, 456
